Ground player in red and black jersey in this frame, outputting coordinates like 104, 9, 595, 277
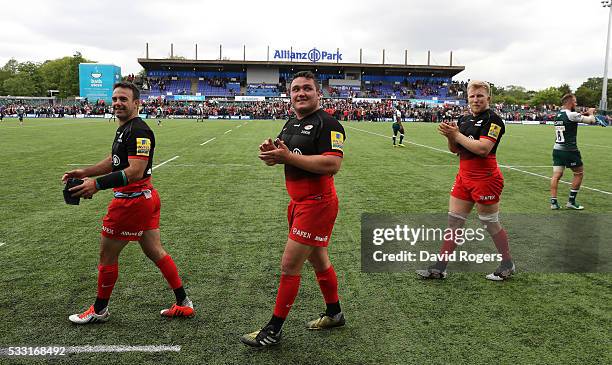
416, 80, 515, 281
62, 82, 194, 324
241, 71, 347, 348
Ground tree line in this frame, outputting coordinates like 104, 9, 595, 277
491, 80, 611, 108
0, 53, 610, 107
0, 52, 92, 98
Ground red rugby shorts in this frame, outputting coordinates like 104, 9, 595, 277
101, 189, 161, 241
287, 197, 338, 247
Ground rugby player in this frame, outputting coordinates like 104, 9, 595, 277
156, 106, 163, 126
18, 105, 25, 126
63, 82, 194, 324
241, 71, 346, 348
196, 103, 205, 122
416, 80, 514, 281
392, 108, 405, 147
108, 105, 116, 123
550, 93, 598, 210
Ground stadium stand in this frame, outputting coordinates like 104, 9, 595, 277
138, 69, 468, 102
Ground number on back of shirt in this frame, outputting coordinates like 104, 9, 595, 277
555, 125, 565, 143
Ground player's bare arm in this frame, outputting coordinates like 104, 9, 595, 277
122, 158, 148, 183
259, 139, 342, 175
441, 123, 494, 158
69, 156, 148, 198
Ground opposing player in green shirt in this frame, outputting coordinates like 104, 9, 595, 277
392, 109, 405, 147
550, 93, 598, 210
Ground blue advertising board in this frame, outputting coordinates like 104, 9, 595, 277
79, 63, 121, 102
171, 95, 206, 101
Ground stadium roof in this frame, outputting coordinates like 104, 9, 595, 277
137, 58, 465, 77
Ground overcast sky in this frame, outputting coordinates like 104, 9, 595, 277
0, 0, 609, 91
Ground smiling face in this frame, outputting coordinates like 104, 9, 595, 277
467, 86, 491, 115
290, 76, 321, 119
112, 87, 140, 122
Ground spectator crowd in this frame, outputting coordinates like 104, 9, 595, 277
0, 97, 600, 123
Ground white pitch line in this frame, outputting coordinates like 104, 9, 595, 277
424, 164, 552, 168
164, 163, 253, 168
0, 242, 5, 247
499, 165, 612, 195
236, 125, 242, 128
582, 143, 612, 149
64, 345, 181, 354
224, 129, 232, 134
347, 125, 612, 196
500, 165, 553, 168
200, 137, 216, 146
152, 155, 179, 170
345, 125, 453, 155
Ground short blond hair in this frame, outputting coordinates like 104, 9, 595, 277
561, 93, 575, 105
467, 80, 491, 95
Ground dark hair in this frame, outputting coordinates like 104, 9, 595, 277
291, 71, 320, 91
113, 82, 140, 100
561, 93, 575, 105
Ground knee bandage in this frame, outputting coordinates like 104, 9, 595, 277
552, 166, 565, 173
478, 212, 499, 223
448, 211, 467, 220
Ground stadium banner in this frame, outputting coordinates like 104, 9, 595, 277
170, 95, 206, 101
235, 96, 266, 102
104, 113, 114, 119
79, 63, 121, 103
207, 115, 252, 120
409, 99, 445, 105
248, 84, 277, 89
361, 213, 611, 273
351, 97, 382, 103
164, 115, 199, 119
272, 47, 343, 63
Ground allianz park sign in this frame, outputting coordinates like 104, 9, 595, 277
273, 48, 343, 62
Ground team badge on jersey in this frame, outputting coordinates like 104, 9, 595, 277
487, 124, 501, 139
136, 138, 151, 156
331, 131, 344, 151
